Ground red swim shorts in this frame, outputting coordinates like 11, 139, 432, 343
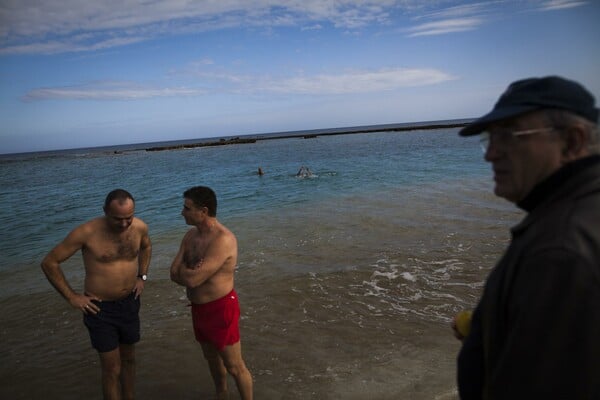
191, 289, 240, 351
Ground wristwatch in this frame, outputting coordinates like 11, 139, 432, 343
137, 274, 147, 281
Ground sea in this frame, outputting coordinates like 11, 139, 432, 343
0, 121, 523, 399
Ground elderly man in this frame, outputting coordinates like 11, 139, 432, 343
455, 76, 600, 399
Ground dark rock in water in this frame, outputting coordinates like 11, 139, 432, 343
146, 137, 256, 152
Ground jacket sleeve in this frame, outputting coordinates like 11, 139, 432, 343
457, 303, 485, 400
488, 247, 600, 399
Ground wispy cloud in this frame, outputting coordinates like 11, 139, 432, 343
22, 81, 206, 101
0, 36, 148, 55
410, 2, 492, 21
0, 0, 399, 55
173, 62, 457, 94
22, 67, 455, 101
403, 0, 588, 38
257, 68, 456, 94
3, 1, 587, 55
405, 18, 483, 37
301, 24, 323, 31
537, 0, 588, 11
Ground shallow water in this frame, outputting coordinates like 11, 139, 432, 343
0, 129, 521, 399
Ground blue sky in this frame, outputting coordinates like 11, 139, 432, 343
1, 0, 599, 154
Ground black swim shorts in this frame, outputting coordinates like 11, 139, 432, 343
83, 292, 141, 353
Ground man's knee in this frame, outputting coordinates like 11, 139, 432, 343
120, 345, 136, 365
100, 346, 130, 375
224, 360, 249, 378
100, 356, 122, 377
203, 351, 221, 366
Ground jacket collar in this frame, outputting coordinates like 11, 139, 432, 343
512, 155, 600, 234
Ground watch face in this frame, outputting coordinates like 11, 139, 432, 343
139, 274, 147, 281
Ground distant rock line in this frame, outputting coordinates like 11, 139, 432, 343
145, 137, 256, 151
144, 121, 469, 152
262, 121, 470, 140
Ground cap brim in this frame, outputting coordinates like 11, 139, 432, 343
459, 105, 539, 136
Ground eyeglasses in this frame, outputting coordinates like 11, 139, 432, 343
479, 127, 556, 152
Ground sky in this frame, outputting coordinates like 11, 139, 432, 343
1, 0, 599, 154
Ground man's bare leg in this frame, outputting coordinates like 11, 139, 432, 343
119, 344, 136, 400
99, 348, 122, 400
219, 341, 253, 400
201, 343, 229, 399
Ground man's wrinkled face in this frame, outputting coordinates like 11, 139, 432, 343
483, 112, 565, 203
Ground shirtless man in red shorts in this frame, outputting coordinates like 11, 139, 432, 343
170, 186, 253, 400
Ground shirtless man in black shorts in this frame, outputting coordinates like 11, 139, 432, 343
42, 189, 152, 400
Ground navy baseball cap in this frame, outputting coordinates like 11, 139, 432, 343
459, 76, 599, 136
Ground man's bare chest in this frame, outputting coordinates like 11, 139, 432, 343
83, 233, 140, 263
183, 236, 211, 267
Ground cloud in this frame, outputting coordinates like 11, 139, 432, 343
403, 1, 497, 37
22, 81, 205, 101
410, 2, 491, 21
1, 1, 592, 55
403, 0, 588, 38
537, 0, 588, 11
405, 17, 483, 37
257, 68, 456, 94
301, 24, 323, 31
22, 68, 456, 101
173, 62, 457, 94
0, 0, 400, 55
0, 36, 147, 55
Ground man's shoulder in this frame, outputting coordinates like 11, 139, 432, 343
217, 224, 237, 242
75, 217, 104, 233
63, 217, 103, 245
519, 190, 600, 260
132, 216, 149, 232
184, 226, 198, 236
180, 227, 199, 244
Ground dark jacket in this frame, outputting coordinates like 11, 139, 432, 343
458, 155, 600, 400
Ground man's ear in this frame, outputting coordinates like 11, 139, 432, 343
562, 125, 588, 159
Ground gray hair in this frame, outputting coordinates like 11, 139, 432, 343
543, 109, 600, 154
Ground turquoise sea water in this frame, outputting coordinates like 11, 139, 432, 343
0, 126, 522, 399
2, 128, 484, 273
